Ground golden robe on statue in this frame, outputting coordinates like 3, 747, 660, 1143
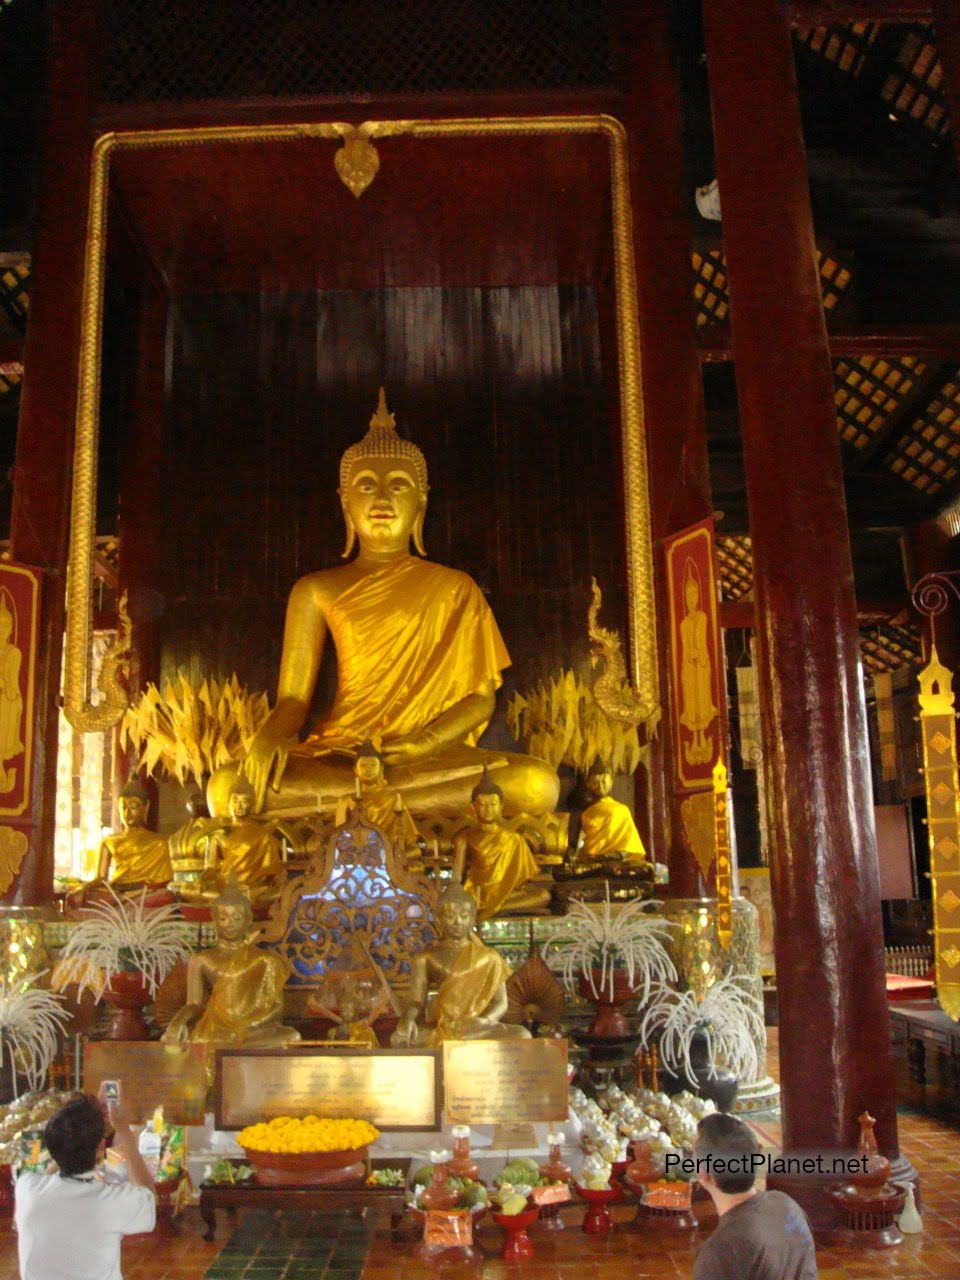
462, 826, 543, 921
190, 946, 290, 1044
100, 828, 173, 886
580, 796, 648, 865
302, 557, 510, 754
427, 934, 511, 1046
213, 821, 283, 890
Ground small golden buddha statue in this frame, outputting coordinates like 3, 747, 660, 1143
168, 788, 225, 895
453, 767, 551, 921
97, 778, 173, 889
578, 758, 649, 865
334, 740, 420, 860
162, 881, 299, 1080
391, 883, 530, 1047
200, 777, 284, 901
208, 390, 558, 824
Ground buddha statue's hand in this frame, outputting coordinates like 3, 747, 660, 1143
241, 728, 296, 812
390, 1014, 419, 1047
381, 729, 440, 767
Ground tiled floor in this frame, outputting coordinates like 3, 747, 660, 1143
0, 1030, 956, 1280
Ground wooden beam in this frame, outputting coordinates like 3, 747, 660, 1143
700, 323, 960, 361
786, 2, 933, 22
852, 361, 954, 472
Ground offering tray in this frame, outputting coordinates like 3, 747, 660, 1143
240, 1143, 370, 1187
623, 1174, 697, 1233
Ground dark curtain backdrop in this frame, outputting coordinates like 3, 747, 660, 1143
159, 285, 628, 745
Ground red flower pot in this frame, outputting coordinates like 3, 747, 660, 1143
103, 971, 153, 1040
578, 968, 638, 1038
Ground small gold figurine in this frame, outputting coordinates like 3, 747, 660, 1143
162, 880, 299, 1080
96, 777, 173, 889
334, 740, 421, 862
578, 757, 649, 866
391, 882, 530, 1047
453, 767, 551, 921
200, 777, 284, 902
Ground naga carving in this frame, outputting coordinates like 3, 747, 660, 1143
588, 577, 657, 730
64, 591, 134, 733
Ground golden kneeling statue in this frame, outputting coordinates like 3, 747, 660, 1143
162, 882, 298, 1077
391, 883, 530, 1047
453, 768, 551, 921
200, 778, 284, 902
334, 741, 420, 861
208, 390, 558, 823
97, 778, 173, 890
578, 758, 649, 866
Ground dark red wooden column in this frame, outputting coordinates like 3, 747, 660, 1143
934, 0, 960, 169
7, 0, 101, 903
621, 4, 713, 895
703, 0, 903, 1211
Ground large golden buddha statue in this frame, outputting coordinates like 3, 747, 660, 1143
208, 391, 558, 823
391, 883, 529, 1046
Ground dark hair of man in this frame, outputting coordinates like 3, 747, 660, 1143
44, 1096, 106, 1177
695, 1112, 760, 1194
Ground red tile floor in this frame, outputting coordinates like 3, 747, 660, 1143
0, 1030, 956, 1280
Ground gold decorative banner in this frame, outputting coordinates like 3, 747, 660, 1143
872, 672, 897, 784
735, 664, 759, 770
442, 1038, 568, 1124
0, 563, 40, 819
917, 646, 960, 1020
664, 519, 726, 791
713, 761, 732, 950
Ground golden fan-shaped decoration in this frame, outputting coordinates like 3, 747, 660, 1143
151, 960, 189, 1029
505, 949, 565, 1033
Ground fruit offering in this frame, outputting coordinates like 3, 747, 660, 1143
409, 1168, 489, 1211
237, 1116, 379, 1153
580, 1152, 613, 1190
367, 1167, 406, 1187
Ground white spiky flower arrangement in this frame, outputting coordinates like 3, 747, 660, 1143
54, 888, 194, 1002
544, 885, 677, 1003
639, 975, 765, 1086
0, 979, 69, 1092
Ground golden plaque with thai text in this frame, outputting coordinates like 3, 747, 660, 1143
443, 1039, 568, 1124
84, 1042, 206, 1125
215, 1048, 440, 1131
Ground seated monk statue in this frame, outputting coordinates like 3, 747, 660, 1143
334, 740, 421, 861
96, 778, 172, 890
577, 757, 649, 866
162, 881, 298, 1080
453, 767, 552, 921
207, 390, 558, 823
199, 777, 285, 902
391, 883, 530, 1047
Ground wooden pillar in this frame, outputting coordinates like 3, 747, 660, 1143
621, 3, 713, 895
7, 0, 100, 903
703, 0, 903, 1210
934, 0, 960, 172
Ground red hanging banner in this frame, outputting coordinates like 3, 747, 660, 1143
664, 519, 725, 792
0, 562, 41, 819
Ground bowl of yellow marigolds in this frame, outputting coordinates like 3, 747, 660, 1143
236, 1116, 380, 1186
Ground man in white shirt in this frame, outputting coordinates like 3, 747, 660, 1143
15, 1090, 156, 1280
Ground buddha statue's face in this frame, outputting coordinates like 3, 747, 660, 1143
587, 771, 613, 800
341, 457, 425, 554
356, 754, 383, 786
0, 611, 12, 644
229, 790, 253, 821
437, 894, 477, 941
472, 791, 503, 826
215, 901, 252, 943
118, 795, 147, 829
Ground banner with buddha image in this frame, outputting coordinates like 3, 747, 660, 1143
0, 562, 40, 819
664, 519, 726, 791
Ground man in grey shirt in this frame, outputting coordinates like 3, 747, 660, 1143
692, 1113, 817, 1280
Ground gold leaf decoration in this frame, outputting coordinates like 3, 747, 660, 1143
0, 825, 28, 895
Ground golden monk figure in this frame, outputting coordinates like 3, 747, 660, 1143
453, 767, 552, 921
200, 777, 284, 901
334, 740, 420, 859
391, 883, 530, 1047
97, 778, 173, 889
208, 390, 558, 823
679, 558, 717, 766
0, 593, 24, 794
578, 758, 649, 866
162, 881, 299, 1080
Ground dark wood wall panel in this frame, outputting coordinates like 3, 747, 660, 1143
160, 285, 627, 738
